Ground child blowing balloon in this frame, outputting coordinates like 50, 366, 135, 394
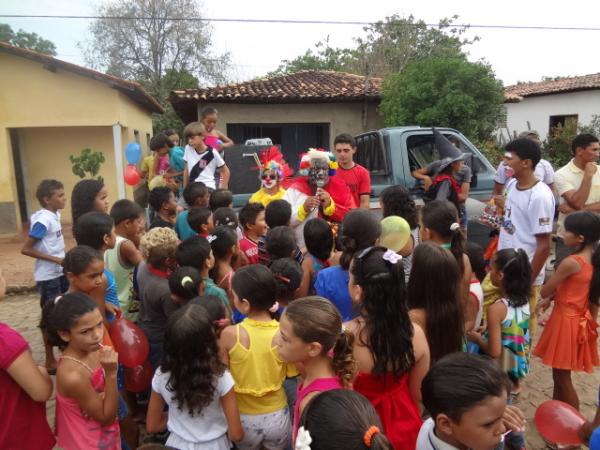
43, 292, 121, 450
534, 211, 600, 410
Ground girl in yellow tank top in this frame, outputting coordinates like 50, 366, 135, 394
219, 265, 293, 450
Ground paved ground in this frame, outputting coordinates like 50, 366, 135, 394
1, 291, 598, 449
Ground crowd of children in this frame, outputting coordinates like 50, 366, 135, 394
2, 117, 600, 450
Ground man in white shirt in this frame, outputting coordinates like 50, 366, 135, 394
553, 133, 600, 265
495, 137, 555, 337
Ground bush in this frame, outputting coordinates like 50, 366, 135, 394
69, 148, 105, 182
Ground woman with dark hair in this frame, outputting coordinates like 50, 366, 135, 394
347, 246, 429, 449
71, 179, 108, 224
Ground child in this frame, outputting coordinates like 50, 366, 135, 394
465, 241, 486, 345
163, 129, 186, 187
333, 133, 371, 209
146, 304, 244, 449
183, 121, 230, 190
239, 202, 268, 264
105, 200, 145, 321
213, 207, 239, 230
148, 186, 177, 229
407, 242, 464, 363
188, 206, 214, 238
417, 353, 517, 450
209, 225, 239, 304
209, 189, 234, 211
175, 181, 209, 241
0, 322, 55, 450
297, 389, 393, 450
347, 246, 429, 449
175, 236, 230, 311
190, 295, 232, 336
421, 200, 475, 331
315, 209, 381, 321
71, 178, 109, 224
379, 185, 419, 281
43, 292, 121, 449
265, 199, 292, 228
21, 179, 68, 371
265, 226, 297, 262
141, 134, 173, 187
200, 106, 234, 153
137, 227, 180, 368
466, 248, 531, 449
300, 218, 335, 296
534, 211, 600, 410
270, 257, 303, 309
219, 265, 292, 450
168, 266, 203, 305
277, 296, 356, 441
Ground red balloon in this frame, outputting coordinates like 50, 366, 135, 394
534, 400, 585, 445
124, 360, 154, 392
108, 318, 149, 368
124, 164, 140, 186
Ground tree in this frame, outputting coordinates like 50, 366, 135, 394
0, 23, 57, 55
83, 0, 229, 131
380, 55, 504, 141
271, 36, 354, 75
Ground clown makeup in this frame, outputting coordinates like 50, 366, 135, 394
309, 161, 330, 188
261, 169, 279, 190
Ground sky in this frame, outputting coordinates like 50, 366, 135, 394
2, 0, 600, 87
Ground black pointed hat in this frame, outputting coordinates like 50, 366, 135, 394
433, 127, 465, 173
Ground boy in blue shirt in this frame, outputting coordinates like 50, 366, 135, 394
21, 179, 68, 371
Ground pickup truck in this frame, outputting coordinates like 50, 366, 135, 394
225, 126, 496, 246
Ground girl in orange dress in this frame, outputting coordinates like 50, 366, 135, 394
534, 211, 600, 410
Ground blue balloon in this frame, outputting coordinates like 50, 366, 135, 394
125, 142, 142, 164
591, 427, 600, 450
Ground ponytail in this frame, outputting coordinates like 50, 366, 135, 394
422, 200, 465, 274
338, 210, 381, 270
168, 266, 202, 303
449, 223, 465, 274
331, 329, 356, 388
590, 244, 600, 307
40, 293, 98, 349
493, 248, 531, 308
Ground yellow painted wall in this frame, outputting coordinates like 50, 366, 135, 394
197, 102, 385, 148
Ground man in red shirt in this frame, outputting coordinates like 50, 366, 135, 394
333, 133, 371, 208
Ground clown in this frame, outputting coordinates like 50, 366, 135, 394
249, 146, 293, 207
284, 149, 356, 247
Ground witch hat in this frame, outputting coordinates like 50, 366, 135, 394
433, 128, 465, 173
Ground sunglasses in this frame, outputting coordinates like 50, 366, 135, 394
261, 174, 277, 180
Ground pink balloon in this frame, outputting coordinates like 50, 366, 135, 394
124, 164, 140, 186
534, 400, 585, 445
108, 318, 149, 368
124, 360, 154, 392
204, 135, 219, 148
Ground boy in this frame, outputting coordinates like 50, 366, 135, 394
418, 353, 526, 450
175, 181, 209, 241
140, 133, 174, 185
209, 188, 233, 211
238, 202, 268, 264
148, 186, 177, 229
175, 236, 230, 310
258, 200, 303, 266
183, 121, 230, 191
21, 179, 68, 371
333, 133, 371, 209
104, 199, 145, 321
188, 207, 214, 238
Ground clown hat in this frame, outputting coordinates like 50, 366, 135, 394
298, 148, 338, 177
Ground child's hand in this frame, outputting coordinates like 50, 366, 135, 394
579, 420, 594, 443
466, 329, 483, 344
503, 405, 526, 433
99, 346, 119, 375
105, 303, 121, 318
536, 297, 552, 315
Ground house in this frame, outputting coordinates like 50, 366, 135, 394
169, 70, 385, 168
0, 41, 162, 234
502, 73, 600, 142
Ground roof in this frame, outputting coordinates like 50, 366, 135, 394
505, 73, 600, 102
169, 70, 382, 122
0, 41, 163, 114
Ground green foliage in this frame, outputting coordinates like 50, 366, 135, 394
271, 36, 355, 75
380, 55, 505, 142
0, 23, 57, 55
69, 148, 106, 182
543, 115, 600, 168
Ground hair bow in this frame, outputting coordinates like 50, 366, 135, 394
382, 250, 402, 264
295, 427, 312, 450
207, 234, 217, 243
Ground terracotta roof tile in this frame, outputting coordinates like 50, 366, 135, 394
505, 73, 600, 100
0, 41, 163, 113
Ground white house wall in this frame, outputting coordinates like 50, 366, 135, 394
502, 90, 600, 141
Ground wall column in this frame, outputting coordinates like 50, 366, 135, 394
112, 123, 125, 199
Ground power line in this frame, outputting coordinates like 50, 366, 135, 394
2, 14, 600, 31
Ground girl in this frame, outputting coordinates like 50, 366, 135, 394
72, 179, 109, 224
467, 248, 531, 395
466, 241, 486, 336
534, 211, 600, 410
147, 304, 243, 449
407, 243, 464, 363
297, 389, 393, 450
190, 295, 231, 337
301, 218, 336, 296
315, 209, 381, 321
270, 257, 303, 308
43, 292, 121, 450
219, 265, 292, 450
209, 225, 239, 305
347, 246, 429, 449
200, 106, 234, 153
277, 296, 356, 441
421, 200, 475, 331
168, 266, 203, 305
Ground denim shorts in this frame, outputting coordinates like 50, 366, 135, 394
37, 275, 69, 308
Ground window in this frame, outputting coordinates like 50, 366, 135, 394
549, 114, 578, 136
355, 132, 388, 175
